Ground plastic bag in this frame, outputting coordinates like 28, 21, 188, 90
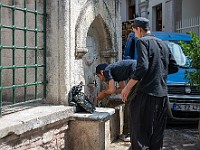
68, 81, 96, 113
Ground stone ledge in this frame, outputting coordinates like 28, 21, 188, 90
109, 94, 122, 101
69, 107, 115, 122
0, 105, 115, 140
0, 105, 74, 139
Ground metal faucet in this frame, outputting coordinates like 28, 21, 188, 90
87, 73, 98, 87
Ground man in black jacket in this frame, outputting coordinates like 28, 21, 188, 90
121, 17, 179, 150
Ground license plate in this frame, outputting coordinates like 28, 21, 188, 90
173, 103, 200, 111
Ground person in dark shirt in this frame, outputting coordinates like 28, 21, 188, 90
121, 17, 179, 150
123, 32, 136, 60
96, 59, 137, 100
96, 59, 137, 141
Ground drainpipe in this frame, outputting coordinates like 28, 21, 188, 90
135, 0, 140, 17
114, 0, 117, 62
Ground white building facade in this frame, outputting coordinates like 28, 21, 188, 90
134, 0, 200, 35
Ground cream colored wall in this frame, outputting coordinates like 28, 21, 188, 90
182, 0, 200, 19
148, 0, 174, 32
46, 0, 122, 105
120, 0, 129, 22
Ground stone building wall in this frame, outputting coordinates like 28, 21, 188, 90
0, 1, 122, 149
46, 0, 122, 105
0, 0, 122, 106
0, 118, 68, 150
0, 105, 118, 150
136, 0, 175, 32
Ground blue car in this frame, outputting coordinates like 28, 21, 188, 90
123, 31, 200, 121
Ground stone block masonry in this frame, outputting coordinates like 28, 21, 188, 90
0, 120, 68, 150
0, 105, 118, 150
0, 105, 73, 150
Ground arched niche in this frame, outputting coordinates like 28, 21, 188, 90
75, 0, 117, 59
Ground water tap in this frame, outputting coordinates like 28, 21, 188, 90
87, 74, 98, 87
87, 79, 98, 87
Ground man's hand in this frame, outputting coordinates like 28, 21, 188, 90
115, 81, 126, 94
121, 79, 138, 102
121, 86, 131, 102
96, 79, 116, 100
96, 91, 108, 100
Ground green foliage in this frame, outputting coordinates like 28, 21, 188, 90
180, 32, 200, 89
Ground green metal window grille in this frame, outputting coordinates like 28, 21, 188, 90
0, 0, 47, 116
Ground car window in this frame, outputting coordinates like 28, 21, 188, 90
165, 41, 187, 66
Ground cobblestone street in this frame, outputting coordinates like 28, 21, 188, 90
163, 123, 199, 150
109, 123, 199, 150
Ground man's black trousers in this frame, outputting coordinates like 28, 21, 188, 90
128, 92, 168, 150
